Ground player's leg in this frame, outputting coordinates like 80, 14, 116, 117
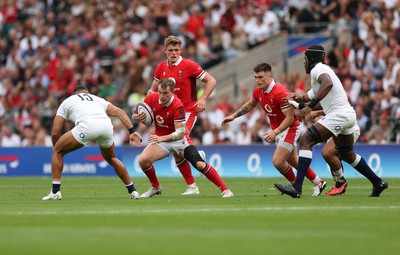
322, 139, 348, 196
138, 143, 169, 198
174, 112, 197, 189
273, 146, 296, 183
295, 123, 332, 191
173, 153, 199, 195
333, 134, 388, 197
287, 147, 327, 196
99, 143, 139, 199
42, 131, 83, 200
275, 122, 332, 197
184, 145, 234, 197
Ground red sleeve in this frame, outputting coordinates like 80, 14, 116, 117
251, 88, 258, 101
174, 105, 186, 122
154, 64, 162, 81
277, 89, 290, 110
188, 60, 204, 79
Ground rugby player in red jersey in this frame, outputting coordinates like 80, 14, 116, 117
147, 35, 218, 195
134, 79, 233, 198
222, 63, 327, 196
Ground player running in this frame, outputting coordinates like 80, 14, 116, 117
147, 36, 217, 195
42, 85, 142, 200
222, 63, 327, 196
134, 78, 234, 198
275, 45, 388, 198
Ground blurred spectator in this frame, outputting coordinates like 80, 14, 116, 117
219, 121, 235, 143
1, 123, 21, 147
235, 122, 252, 145
202, 124, 221, 145
366, 113, 392, 144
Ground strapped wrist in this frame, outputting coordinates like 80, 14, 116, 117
298, 103, 307, 109
128, 127, 135, 134
307, 98, 320, 109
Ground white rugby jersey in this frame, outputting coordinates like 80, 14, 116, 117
56, 93, 111, 124
307, 63, 353, 115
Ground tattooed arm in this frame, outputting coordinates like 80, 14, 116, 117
221, 99, 258, 126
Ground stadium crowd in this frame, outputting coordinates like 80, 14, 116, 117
0, 0, 399, 147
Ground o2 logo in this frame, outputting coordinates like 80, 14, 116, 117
368, 153, 382, 177
247, 153, 262, 176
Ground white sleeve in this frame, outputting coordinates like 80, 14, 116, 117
307, 89, 315, 99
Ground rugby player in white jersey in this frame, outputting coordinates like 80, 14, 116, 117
275, 45, 388, 198
42, 85, 142, 200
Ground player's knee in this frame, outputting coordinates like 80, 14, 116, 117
335, 145, 354, 162
196, 161, 206, 170
138, 155, 150, 168
321, 147, 334, 161
272, 157, 286, 170
184, 145, 205, 168
305, 125, 323, 144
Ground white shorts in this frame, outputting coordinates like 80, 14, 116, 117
275, 125, 301, 152
71, 119, 114, 148
156, 137, 189, 155
317, 110, 357, 137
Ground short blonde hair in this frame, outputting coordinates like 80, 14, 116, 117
164, 35, 182, 48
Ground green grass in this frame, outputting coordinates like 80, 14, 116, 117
0, 177, 399, 255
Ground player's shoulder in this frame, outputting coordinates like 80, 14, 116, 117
145, 92, 159, 105
311, 63, 329, 73
181, 58, 202, 68
273, 82, 288, 91
172, 95, 184, 106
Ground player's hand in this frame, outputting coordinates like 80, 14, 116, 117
195, 98, 207, 112
148, 134, 160, 144
132, 112, 146, 123
285, 92, 301, 102
299, 106, 312, 118
221, 115, 235, 126
263, 130, 276, 143
129, 132, 142, 147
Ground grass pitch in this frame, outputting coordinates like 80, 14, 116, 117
0, 177, 399, 255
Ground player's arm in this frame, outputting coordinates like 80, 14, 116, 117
51, 115, 65, 146
275, 107, 294, 134
314, 73, 333, 102
149, 121, 186, 143
263, 107, 294, 143
286, 92, 311, 103
222, 99, 257, 126
106, 103, 142, 145
197, 72, 217, 111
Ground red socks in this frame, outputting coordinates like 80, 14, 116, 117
201, 163, 228, 191
142, 165, 160, 188
176, 159, 195, 185
282, 164, 296, 183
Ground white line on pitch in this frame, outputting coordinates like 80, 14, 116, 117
2, 205, 400, 216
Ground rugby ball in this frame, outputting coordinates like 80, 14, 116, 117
136, 102, 154, 126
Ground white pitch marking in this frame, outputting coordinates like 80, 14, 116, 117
3, 205, 400, 216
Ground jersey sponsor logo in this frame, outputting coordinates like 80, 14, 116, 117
156, 115, 165, 124
264, 104, 272, 113
178, 70, 182, 78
